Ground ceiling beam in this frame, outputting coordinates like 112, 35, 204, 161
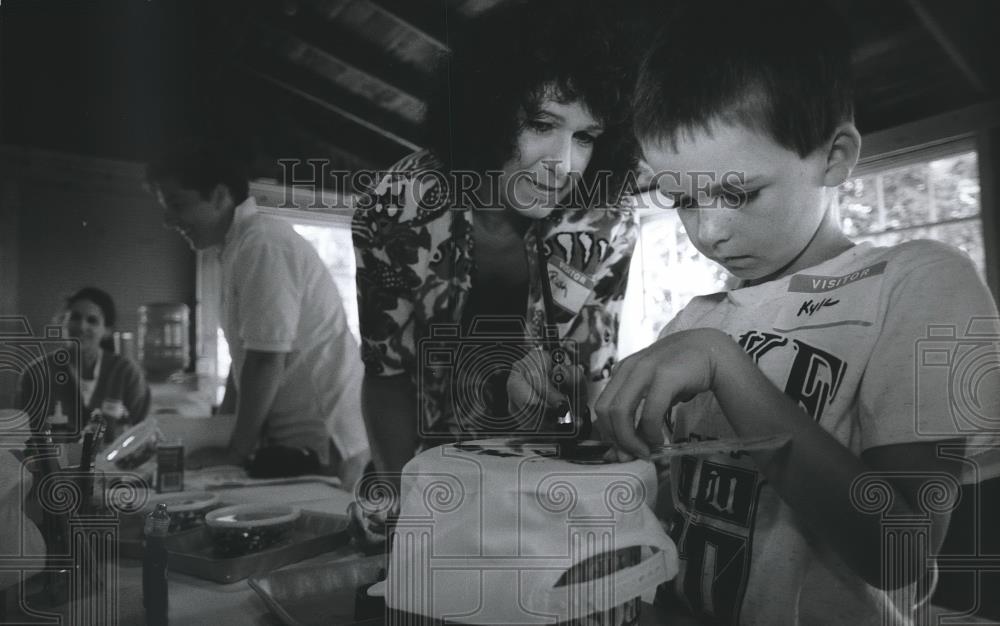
239, 58, 423, 152
267, 0, 433, 112
245, 66, 413, 167
250, 106, 380, 181
365, 0, 453, 51
258, 25, 425, 123
453, 0, 505, 17
904, 0, 989, 94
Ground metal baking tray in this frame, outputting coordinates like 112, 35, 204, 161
249, 554, 387, 625
118, 511, 351, 584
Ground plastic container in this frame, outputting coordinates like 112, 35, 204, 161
205, 504, 301, 558
138, 303, 190, 381
96, 417, 160, 472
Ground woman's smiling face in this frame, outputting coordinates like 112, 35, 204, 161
64, 298, 109, 355
496, 94, 604, 219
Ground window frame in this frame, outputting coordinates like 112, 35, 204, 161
856, 101, 1000, 299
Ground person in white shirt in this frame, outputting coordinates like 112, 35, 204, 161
146, 139, 370, 488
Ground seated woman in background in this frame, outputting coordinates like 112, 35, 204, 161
352, 0, 646, 478
19, 287, 151, 436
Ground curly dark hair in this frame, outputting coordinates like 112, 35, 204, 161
424, 0, 649, 206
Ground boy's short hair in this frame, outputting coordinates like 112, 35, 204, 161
146, 136, 251, 203
634, 0, 854, 157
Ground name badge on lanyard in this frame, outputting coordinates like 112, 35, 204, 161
546, 257, 596, 317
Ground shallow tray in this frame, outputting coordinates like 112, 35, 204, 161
249, 554, 386, 625
120, 511, 350, 583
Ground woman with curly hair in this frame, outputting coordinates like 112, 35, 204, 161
352, 0, 646, 477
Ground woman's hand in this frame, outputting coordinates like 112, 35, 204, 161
594, 328, 736, 460
507, 346, 586, 428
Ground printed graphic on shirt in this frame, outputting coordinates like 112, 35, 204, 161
674, 331, 848, 622
673, 458, 764, 625
737, 331, 788, 363
738, 331, 846, 422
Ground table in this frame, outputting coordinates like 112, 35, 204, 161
5, 478, 357, 626
6, 411, 361, 625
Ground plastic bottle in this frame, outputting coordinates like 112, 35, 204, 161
48, 400, 68, 427
143, 503, 170, 626
100, 398, 127, 443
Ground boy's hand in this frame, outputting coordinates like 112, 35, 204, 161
594, 328, 734, 460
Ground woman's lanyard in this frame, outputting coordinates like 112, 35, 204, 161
536, 240, 591, 441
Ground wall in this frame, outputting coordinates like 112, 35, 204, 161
0, 146, 195, 407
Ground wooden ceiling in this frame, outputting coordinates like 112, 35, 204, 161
1, 0, 997, 186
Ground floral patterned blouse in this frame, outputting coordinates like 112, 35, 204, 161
352, 150, 637, 440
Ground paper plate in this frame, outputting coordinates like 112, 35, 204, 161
206, 504, 302, 557
206, 504, 301, 528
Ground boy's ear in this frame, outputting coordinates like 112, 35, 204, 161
822, 123, 862, 188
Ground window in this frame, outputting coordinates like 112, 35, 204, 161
618, 207, 731, 357
618, 140, 986, 358
838, 144, 985, 278
289, 222, 359, 342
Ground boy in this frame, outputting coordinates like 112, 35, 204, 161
594, 0, 1000, 624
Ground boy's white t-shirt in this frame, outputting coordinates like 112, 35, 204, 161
659, 239, 1000, 626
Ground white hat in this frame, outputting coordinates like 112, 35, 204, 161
381, 439, 678, 624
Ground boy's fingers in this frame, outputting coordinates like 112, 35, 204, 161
639, 374, 675, 448
594, 355, 637, 421
604, 369, 652, 459
595, 356, 642, 452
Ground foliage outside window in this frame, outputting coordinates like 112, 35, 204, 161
837, 150, 984, 276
